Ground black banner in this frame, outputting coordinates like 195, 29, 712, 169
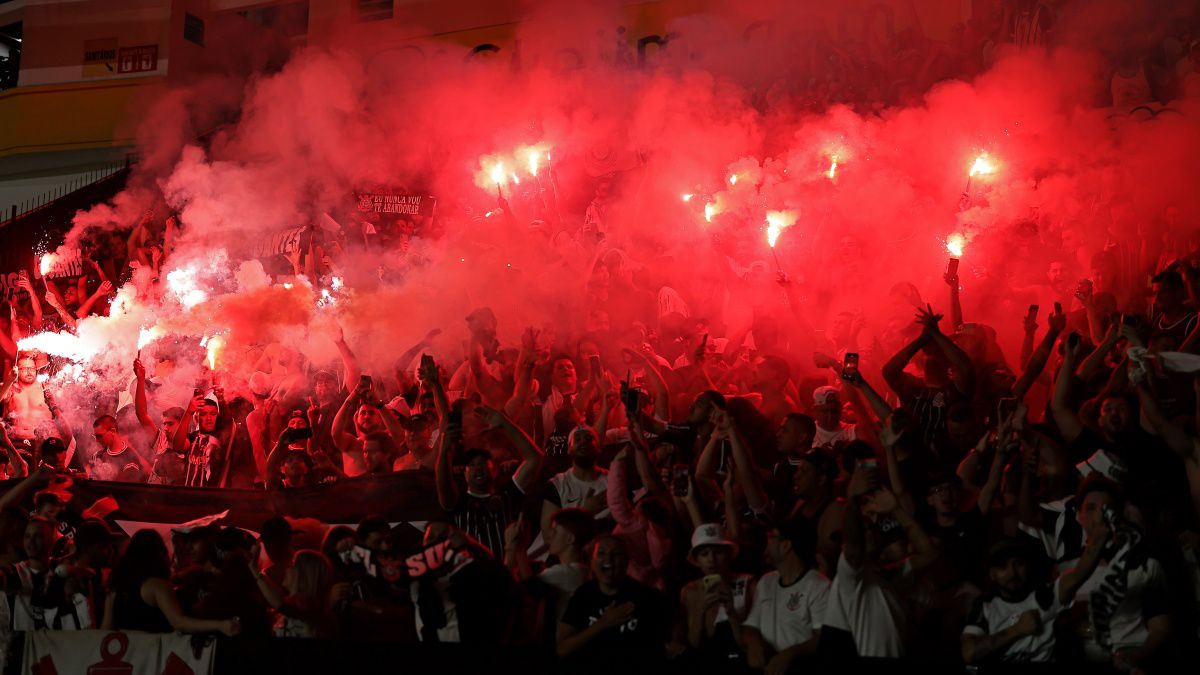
6, 472, 444, 531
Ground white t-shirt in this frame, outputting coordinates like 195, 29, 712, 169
537, 562, 588, 624
823, 554, 909, 658
813, 423, 856, 449
549, 468, 609, 519
962, 581, 1065, 663
1067, 555, 1169, 660
744, 568, 830, 651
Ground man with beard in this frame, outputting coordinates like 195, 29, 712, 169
541, 425, 609, 542
962, 532, 1104, 665
172, 390, 257, 488
1, 353, 61, 444
331, 377, 405, 477
435, 402, 543, 561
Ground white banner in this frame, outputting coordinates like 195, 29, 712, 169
23, 629, 216, 675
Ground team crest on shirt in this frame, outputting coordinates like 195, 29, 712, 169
786, 592, 802, 611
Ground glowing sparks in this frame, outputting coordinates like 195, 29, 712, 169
704, 203, 716, 223
17, 331, 96, 361
137, 326, 163, 350
330, 276, 344, 291
946, 233, 966, 257
166, 266, 208, 310
39, 254, 56, 276
205, 335, 225, 370
827, 155, 839, 181
765, 211, 798, 248
528, 150, 540, 177
510, 173, 520, 185
728, 174, 738, 186
968, 153, 996, 178
681, 193, 694, 202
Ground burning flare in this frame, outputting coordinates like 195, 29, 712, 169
166, 265, 208, 310
528, 150, 540, 177
205, 335, 225, 370
827, 155, 839, 181
39, 253, 56, 276
968, 153, 996, 178
490, 162, 505, 186
704, 202, 717, 223
728, 174, 738, 186
765, 211, 798, 248
946, 233, 966, 257
137, 326, 163, 350
681, 193, 694, 202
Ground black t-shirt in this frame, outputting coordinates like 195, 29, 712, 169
450, 479, 525, 561
892, 373, 968, 449
89, 446, 144, 482
560, 579, 666, 658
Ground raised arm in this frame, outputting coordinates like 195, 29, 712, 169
173, 395, 205, 453
1076, 323, 1119, 383
946, 264, 964, 330
330, 324, 362, 393
132, 358, 157, 437
716, 411, 768, 513
475, 405, 543, 492
0, 424, 28, 479
1050, 333, 1085, 444
75, 280, 113, 320
146, 578, 237, 636
868, 487, 938, 571
330, 388, 361, 451
919, 305, 975, 391
1136, 379, 1198, 463
16, 277, 42, 329
882, 332, 929, 396
0, 465, 50, 513
503, 328, 537, 419
1014, 305, 1067, 400
624, 347, 671, 418
433, 412, 460, 511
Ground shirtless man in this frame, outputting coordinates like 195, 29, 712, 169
1, 354, 55, 442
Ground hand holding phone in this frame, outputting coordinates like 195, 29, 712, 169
840, 353, 860, 382
672, 464, 690, 498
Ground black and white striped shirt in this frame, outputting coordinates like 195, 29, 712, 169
450, 478, 525, 561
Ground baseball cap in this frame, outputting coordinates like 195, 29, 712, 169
313, 370, 338, 384
688, 523, 738, 564
248, 371, 272, 397
813, 386, 841, 407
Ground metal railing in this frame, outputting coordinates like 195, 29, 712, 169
1, 156, 132, 226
